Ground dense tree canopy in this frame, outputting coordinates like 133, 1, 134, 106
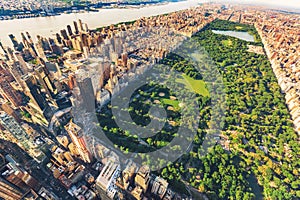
97, 20, 300, 199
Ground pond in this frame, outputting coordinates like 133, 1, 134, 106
212, 30, 255, 42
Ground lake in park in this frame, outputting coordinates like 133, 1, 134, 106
212, 30, 255, 42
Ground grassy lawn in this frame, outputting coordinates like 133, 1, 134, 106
235, 26, 244, 30
222, 39, 233, 46
161, 98, 180, 109
176, 74, 209, 97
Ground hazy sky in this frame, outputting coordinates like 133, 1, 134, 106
215, 0, 300, 9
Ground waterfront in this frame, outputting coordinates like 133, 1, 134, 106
0, 0, 204, 47
0, 3, 299, 199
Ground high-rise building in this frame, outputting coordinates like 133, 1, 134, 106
60, 29, 68, 40
34, 42, 47, 60
64, 120, 92, 163
22, 74, 54, 121
0, 62, 15, 81
96, 159, 120, 199
71, 37, 82, 51
49, 38, 62, 55
68, 74, 76, 90
78, 19, 84, 32
0, 177, 23, 200
80, 33, 89, 47
0, 64, 23, 107
150, 176, 168, 199
34, 65, 56, 98
73, 21, 79, 35
0, 112, 46, 163
1, 155, 40, 194
100, 61, 111, 84
6, 47, 15, 62
0, 102, 21, 123
23, 74, 48, 111
25, 32, 34, 44
75, 71, 95, 113
135, 165, 150, 193
114, 35, 122, 55
67, 25, 73, 37
55, 33, 63, 44
0, 41, 7, 55
37, 35, 51, 52
121, 52, 128, 66
122, 159, 137, 190
8, 34, 23, 51
14, 51, 29, 74
3, 61, 27, 91
0, 112, 30, 149
21, 32, 30, 49
84, 23, 89, 33
0, 76, 23, 107
21, 32, 37, 58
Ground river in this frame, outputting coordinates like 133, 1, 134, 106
0, 0, 206, 47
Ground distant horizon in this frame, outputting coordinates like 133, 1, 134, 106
0, 0, 299, 47
211, 0, 300, 11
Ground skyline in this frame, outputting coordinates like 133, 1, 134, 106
249, 0, 300, 8
1, 0, 299, 48
216, 0, 300, 10
0, 2, 299, 200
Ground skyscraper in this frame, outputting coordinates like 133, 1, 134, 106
25, 32, 34, 44
64, 120, 92, 163
49, 38, 62, 55
114, 35, 122, 55
34, 65, 56, 99
121, 52, 128, 66
80, 33, 89, 47
78, 19, 84, 32
0, 177, 23, 200
20, 32, 30, 49
0, 64, 23, 107
1, 155, 40, 196
0, 41, 8, 57
60, 29, 68, 40
36, 35, 51, 52
67, 25, 73, 36
23, 74, 49, 112
8, 34, 22, 51
22, 74, 54, 121
0, 76, 23, 107
73, 21, 79, 35
55, 33, 63, 44
14, 51, 29, 74
75, 70, 95, 113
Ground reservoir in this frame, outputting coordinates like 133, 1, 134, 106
212, 30, 255, 42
